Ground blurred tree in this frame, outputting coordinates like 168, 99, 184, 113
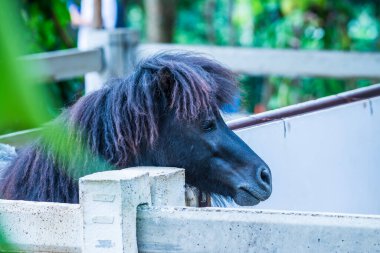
0, 1, 54, 135
246, 0, 378, 110
144, 0, 177, 42
21, 0, 74, 52
165, 0, 378, 111
204, 0, 216, 44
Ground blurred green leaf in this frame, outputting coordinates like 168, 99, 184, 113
0, 1, 54, 135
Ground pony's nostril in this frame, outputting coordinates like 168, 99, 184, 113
258, 167, 271, 186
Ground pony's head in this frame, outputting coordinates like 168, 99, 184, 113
70, 52, 272, 206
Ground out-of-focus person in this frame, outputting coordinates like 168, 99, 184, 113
68, 0, 125, 93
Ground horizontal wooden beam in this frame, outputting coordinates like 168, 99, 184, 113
0, 128, 41, 147
21, 48, 104, 82
138, 44, 380, 79
137, 206, 380, 252
19, 43, 380, 83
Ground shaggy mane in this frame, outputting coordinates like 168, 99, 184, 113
0, 52, 238, 203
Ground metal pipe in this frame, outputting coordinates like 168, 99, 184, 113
227, 84, 380, 130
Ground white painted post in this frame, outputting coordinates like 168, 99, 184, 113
79, 170, 151, 253
104, 29, 139, 78
85, 28, 139, 92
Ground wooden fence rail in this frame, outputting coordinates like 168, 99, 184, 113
138, 43, 380, 79
19, 29, 380, 84
0, 128, 41, 147
21, 48, 103, 82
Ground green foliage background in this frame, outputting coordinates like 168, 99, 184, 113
172, 0, 379, 112
105, 0, 380, 112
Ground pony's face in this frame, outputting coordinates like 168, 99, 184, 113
153, 109, 272, 206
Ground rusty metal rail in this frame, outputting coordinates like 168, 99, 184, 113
227, 84, 380, 130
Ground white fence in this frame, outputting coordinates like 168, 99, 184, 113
21, 48, 103, 82
0, 167, 185, 252
1, 166, 379, 253
20, 28, 380, 85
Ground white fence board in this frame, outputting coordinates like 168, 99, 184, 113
19, 44, 380, 81
0, 200, 81, 252
236, 96, 380, 214
138, 44, 380, 78
21, 48, 103, 81
0, 128, 41, 147
137, 206, 380, 253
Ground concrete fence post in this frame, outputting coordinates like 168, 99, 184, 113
79, 167, 185, 253
126, 167, 185, 206
79, 170, 151, 253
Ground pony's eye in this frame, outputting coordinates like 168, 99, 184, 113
202, 120, 216, 132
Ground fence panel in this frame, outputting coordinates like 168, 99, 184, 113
0, 200, 81, 252
137, 206, 380, 253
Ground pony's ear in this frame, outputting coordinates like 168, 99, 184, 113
156, 66, 175, 108
157, 66, 174, 93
